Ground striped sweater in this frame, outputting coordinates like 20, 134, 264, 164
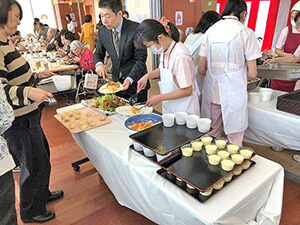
0, 40, 41, 117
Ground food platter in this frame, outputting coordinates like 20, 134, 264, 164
115, 105, 153, 116
82, 95, 128, 115
98, 81, 123, 94
124, 114, 162, 133
54, 108, 110, 133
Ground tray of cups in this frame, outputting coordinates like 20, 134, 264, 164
129, 112, 211, 156
130, 143, 176, 165
156, 136, 256, 202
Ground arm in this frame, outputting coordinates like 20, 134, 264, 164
93, 29, 107, 78
247, 60, 258, 79
274, 48, 293, 57
198, 56, 207, 75
264, 55, 299, 64
137, 68, 160, 91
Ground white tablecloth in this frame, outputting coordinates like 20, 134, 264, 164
57, 105, 284, 225
245, 90, 300, 151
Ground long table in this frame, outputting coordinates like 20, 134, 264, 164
245, 89, 300, 151
57, 104, 284, 225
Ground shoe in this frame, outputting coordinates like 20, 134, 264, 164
47, 190, 64, 202
22, 212, 55, 223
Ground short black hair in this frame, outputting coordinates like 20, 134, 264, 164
64, 31, 75, 41
34, 17, 39, 22
12, 30, 20, 36
123, 10, 129, 17
221, 0, 247, 21
85, 14, 92, 23
295, 11, 300, 23
66, 14, 72, 23
39, 23, 44, 27
99, 0, 122, 15
0, 0, 23, 28
194, 11, 220, 34
60, 29, 68, 36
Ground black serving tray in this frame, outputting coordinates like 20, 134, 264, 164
157, 160, 256, 203
129, 123, 206, 155
277, 90, 300, 116
158, 146, 256, 192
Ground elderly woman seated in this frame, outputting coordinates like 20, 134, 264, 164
45, 28, 63, 52
70, 40, 95, 72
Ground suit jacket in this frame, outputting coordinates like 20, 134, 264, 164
94, 19, 149, 96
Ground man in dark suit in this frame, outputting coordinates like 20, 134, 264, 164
94, 0, 149, 101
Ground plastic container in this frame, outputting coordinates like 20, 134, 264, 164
52, 75, 72, 91
143, 146, 155, 157
248, 92, 261, 104
185, 115, 199, 129
174, 112, 188, 125
162, 113, 175, 127
197, 118, 211, 133
259, 88, 273, 102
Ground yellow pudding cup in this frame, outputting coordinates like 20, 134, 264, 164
205, 144, 218, 155
181, 144, 193, 157
233, 166, 243, 176
200, 136, 213, 146
217, 150, 230, 160
214, 180, 225, 190
240, 148, 254, 159
224, 173, 233, 182
242, 160, 251, 170
221, 160, 235, 171
215, 139, 227, 149
231, 154, 245, 165
191, 140, 203, 151
208, 155, 221, 165
227, 144, 240, 154
199, 188, 213, 197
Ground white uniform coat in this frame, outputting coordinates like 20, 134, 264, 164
201, 19, 249, 134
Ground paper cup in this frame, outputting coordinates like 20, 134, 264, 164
185, 115, 199, 129
197, 118, 212, 133
174, 112, 188, 125
162, 113, 175, 127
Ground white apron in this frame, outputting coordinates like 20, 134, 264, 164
159, 42, 200, 115
201, 21, 248, 134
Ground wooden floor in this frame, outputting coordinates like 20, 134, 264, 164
13, 102, 300, 225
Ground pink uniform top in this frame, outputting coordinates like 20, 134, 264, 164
78, 47, 95, 71
199, 16, 261, 104
275, 26, 300, 51
160, 41, 196, 90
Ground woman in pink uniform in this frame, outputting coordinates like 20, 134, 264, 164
136, 19, 200, 115
271, 1, 300, 92
198, 0, 261, 146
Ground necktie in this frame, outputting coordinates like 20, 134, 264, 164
112, 30, 119, 57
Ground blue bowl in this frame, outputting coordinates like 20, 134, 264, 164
125, 114, 162, 132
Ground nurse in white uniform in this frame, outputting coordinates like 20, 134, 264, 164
198, 0, 261, 146
136, 19, 200, 115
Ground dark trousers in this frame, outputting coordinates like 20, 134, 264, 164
0, 170, 17, 225
3, 106, 51, 219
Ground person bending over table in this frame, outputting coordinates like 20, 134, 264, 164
271, 2, 300, 92
61, 31, 76, 59
94, 0, 149, 102
0, 0, 63, 223
198, 0, 261, 147
137, 19, 200, 115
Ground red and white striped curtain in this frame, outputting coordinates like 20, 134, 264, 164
217, 0, 298, 50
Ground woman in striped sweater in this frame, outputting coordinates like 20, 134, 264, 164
0, 0, 63, 223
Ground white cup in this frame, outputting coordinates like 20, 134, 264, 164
185, 115, 199, 129
248, 92, 261, 104
143, 146, 155, 157
259, 88, 273, 102
156, 152, 171, 162
162, 113, 175, 127
197, 118, 212, 133
133, 141, 143, 151
174, 112, 188, 125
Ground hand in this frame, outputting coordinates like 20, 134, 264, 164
39, 70, 55, 79
73, 56, 80, 62
137, 74, 148, 91
145, 95, 163, 107
95, 64, 107, 79
263, 58, 275, 65
54, 40, 58, 47
122, 79, 130, 91
28, 87, 53, 102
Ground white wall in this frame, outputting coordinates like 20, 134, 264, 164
18, 0, 56, 36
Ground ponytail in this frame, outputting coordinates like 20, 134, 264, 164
135, 19, 180, 49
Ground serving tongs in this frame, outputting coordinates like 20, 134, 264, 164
128, 90, 141, 106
